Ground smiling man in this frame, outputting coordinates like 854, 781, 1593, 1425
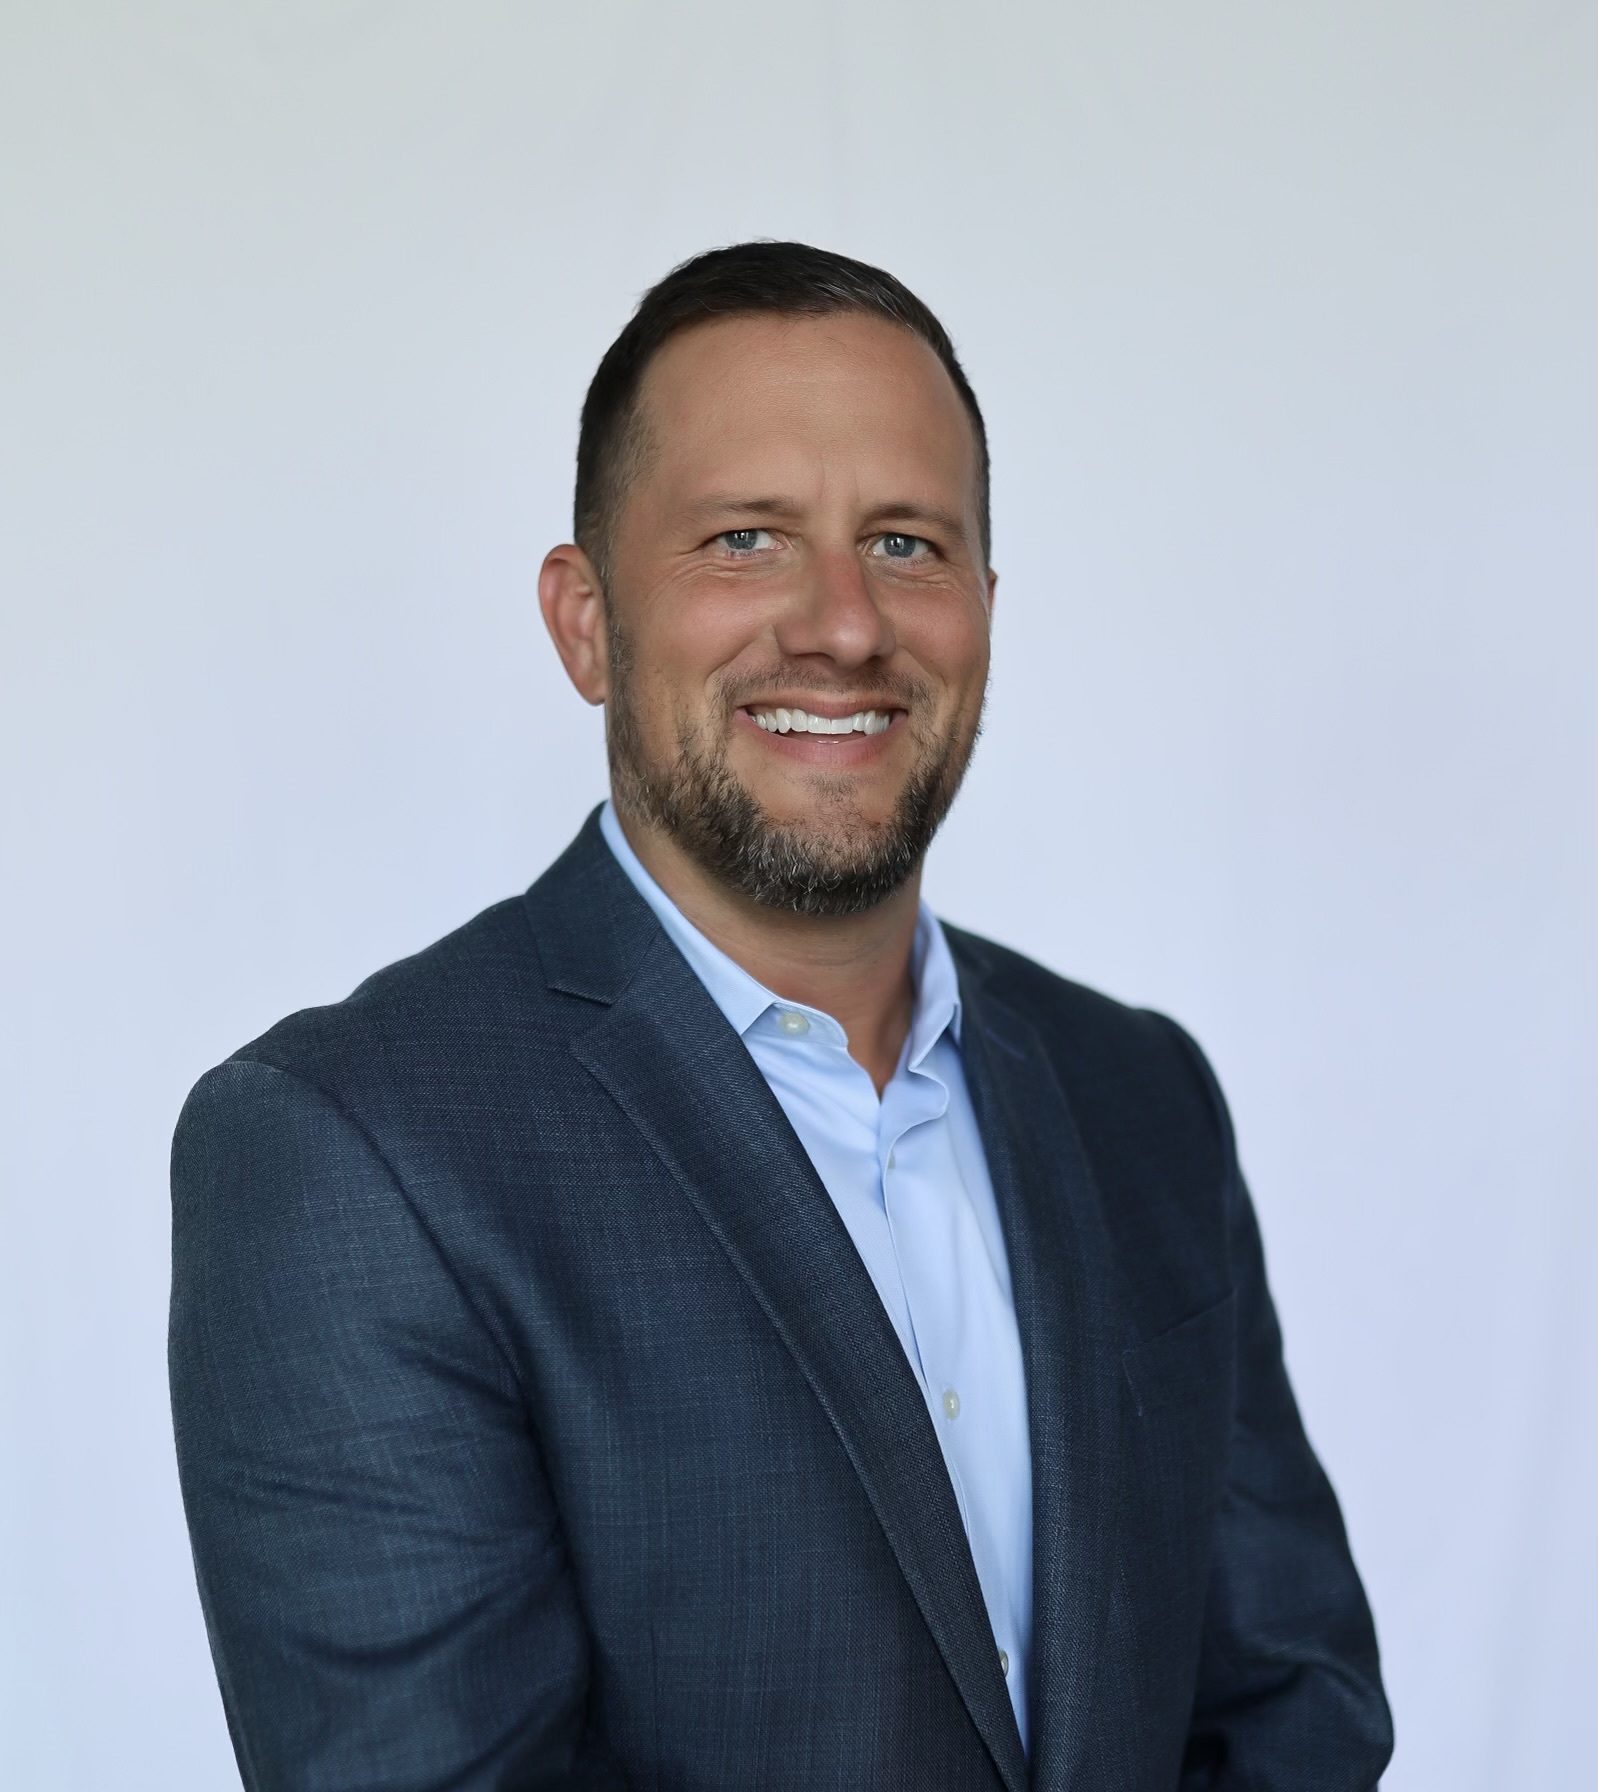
169, 242, 1393, 1791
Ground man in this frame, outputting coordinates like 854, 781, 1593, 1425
169, 241, 1393, 1790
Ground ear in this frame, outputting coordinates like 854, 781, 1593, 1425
539, 543, 610, 704
985, 565, 998, 623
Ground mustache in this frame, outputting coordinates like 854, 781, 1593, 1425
716, 666, 933, 710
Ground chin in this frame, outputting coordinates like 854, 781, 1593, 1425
751, 795, 899, 841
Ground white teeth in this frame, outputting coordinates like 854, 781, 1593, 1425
748, 706, 894, 736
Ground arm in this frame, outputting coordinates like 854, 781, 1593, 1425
169, 1058, 628, 1790
1159, 1019, 1394, 1790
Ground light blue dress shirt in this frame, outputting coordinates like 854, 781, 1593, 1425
599, 801, 1035, 1750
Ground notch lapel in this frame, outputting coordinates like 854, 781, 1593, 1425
527, 820, 1027, 1792
955, 967, 1132, 1792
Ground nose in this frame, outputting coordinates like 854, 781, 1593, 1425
772, 546, 898, 668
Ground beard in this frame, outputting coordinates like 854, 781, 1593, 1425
603, 620, 984, 917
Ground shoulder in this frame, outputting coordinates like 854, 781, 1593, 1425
944, 921, 1201, 1070
942, 919, 1234, 1159
187, 889, 552, 1122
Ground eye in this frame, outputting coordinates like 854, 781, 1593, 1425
869, 533, 935, 562
716, 528, 778, 556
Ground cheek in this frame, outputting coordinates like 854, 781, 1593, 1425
903, 601, 990, 694
635, 581, 761, 683
622, 612, 750, 742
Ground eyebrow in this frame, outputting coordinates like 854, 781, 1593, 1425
870, 501, 970, 542
684, 494, 972, 542
685, 495, 808, 524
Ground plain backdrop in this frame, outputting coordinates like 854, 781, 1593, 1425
2, 4, 1593, 1787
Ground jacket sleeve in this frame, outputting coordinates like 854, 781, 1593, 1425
169, 1057, 629, 1791
1157, 1019, 1395, 1791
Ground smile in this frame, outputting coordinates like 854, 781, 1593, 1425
741, 705, 897, 736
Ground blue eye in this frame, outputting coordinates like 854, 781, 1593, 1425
718, 529, 776, 555
871, 533, 932, 561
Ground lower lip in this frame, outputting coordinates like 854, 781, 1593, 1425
734, 709, 906, 766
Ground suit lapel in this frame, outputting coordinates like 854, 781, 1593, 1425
954, 962, 1133, 1791
528, 816, 1028, 1792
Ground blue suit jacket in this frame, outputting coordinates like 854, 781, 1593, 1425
169, 808, 1392, 1789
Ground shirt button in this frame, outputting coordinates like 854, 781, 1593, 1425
999, 1649, 1010, 1677
942, 1388, 960, 1420
776, 1010, 810, 1036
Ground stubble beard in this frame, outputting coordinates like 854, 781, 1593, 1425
603, 618, 984, 918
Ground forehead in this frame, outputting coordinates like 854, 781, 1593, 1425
631, 311, 980, 512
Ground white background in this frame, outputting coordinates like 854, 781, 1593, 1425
3, 4, 1593, 1787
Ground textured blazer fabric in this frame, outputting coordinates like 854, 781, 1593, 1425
169, 807, 1393, 1790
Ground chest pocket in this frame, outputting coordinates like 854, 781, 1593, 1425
1121, 1288, 1237, 1421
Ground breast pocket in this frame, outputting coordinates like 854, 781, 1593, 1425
1121, 1288, 1237, 1421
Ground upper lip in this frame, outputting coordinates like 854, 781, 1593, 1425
738, 697, 904, 718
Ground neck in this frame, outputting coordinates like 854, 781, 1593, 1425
613, 803, 921, 1096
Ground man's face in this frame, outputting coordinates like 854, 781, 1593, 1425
602, 310, 995, 915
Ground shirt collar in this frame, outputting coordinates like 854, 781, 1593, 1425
598, 798, 963, 1060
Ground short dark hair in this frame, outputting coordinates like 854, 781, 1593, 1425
573, 240, 990, 587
